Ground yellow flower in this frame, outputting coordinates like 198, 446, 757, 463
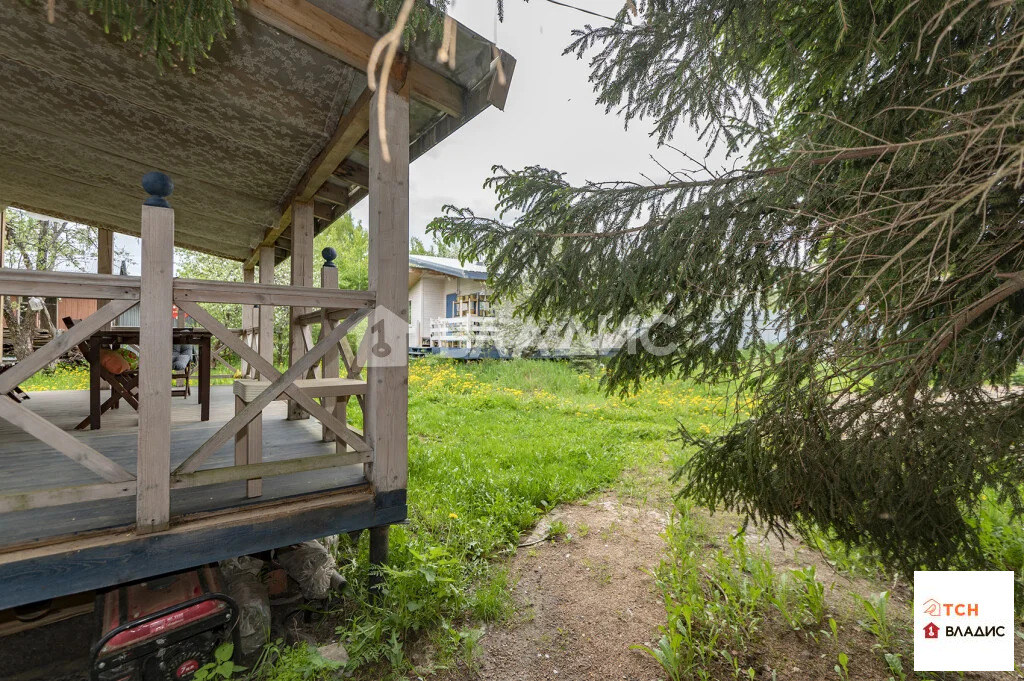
449, 512, 458, 519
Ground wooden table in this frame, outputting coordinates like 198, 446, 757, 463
86, 327, 212, 429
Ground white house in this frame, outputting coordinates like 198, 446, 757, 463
408, 254, 639, 358
408, 255, 497, 355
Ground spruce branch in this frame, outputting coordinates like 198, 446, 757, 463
432, 0, 1024, 574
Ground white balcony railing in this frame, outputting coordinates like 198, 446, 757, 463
429, 316, 497, 346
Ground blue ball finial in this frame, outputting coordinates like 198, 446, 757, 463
322, 247, 338, 267
142, 171, 173, 208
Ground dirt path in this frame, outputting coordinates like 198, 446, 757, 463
442, 492, 1023, 681
447, 495, 669, 681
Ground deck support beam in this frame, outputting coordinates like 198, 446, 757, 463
0, 487, 403, 612
288, 201, 314, 420
369, 524, 389, 591
136, 184, 174, 534
366, 85, 410, 570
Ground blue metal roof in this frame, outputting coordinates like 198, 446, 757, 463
408, 255, 488, 280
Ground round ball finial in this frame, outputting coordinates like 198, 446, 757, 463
142, 171, 173, 208
322, 246, 338, 268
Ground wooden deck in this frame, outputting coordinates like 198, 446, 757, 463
0, 386, 367, 546
0, 387, 403, 610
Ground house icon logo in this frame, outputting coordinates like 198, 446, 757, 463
923, 622, 940, 639
354, 305, 409, 368
923, 598, 942, 616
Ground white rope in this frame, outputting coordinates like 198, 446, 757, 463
436, 14, 457, 67
366, 0, 415, 164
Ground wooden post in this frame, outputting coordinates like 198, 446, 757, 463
320, 247, 340, 442
1, 207, 6, 362
366, 85, 410, 568
241, 266, 255, 378
368, 525, 389, 590
288, 201, 314, 420
97, 227, 114, 334
136, 172, 174, 534
234, 393, 262, 498
97, 228, 114, 276
96, 227, 116, 363
89, 340, 101, 430
258, 246, 275, 376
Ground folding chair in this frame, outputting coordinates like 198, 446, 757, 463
63, 317, 140, 430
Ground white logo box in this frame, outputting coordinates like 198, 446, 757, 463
914, 570, 1015, 672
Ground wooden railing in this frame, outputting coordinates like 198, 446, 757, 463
0, 269, 140, 300
0, 174, 385, 535
0, 273, 141, 515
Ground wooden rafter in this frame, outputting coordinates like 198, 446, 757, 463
315, 181, 351, 207
313, 201, 336, 222
244, 88, 372, 268
299, 89, 373, 202
333, 159, 370, 189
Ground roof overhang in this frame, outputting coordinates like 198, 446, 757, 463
408, 258, 488, 280
0, 0, 515, 263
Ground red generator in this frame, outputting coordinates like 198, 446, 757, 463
90, 566, 238, 681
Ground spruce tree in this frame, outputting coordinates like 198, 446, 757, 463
430, 0, 1024, 573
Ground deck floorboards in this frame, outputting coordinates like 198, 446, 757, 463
0, 386, 365, 548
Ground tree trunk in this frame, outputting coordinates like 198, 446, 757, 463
3, 298, 38, 361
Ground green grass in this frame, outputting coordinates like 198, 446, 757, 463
634, 502, 771, 681
328, 358, 734, 676
19, 362, 93, 391
17, 357, 1024, 676
18, 361, 243, 391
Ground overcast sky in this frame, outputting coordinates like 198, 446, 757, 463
352, 0, 726, 243
101, 1, 724, 271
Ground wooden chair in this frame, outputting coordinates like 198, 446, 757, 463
0, 364, 31, 404
63, 317, 141, 430
171, 344, 196, 398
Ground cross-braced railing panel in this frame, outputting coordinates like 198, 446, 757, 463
170, 299, 372, 487
0, 297, 139, 513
